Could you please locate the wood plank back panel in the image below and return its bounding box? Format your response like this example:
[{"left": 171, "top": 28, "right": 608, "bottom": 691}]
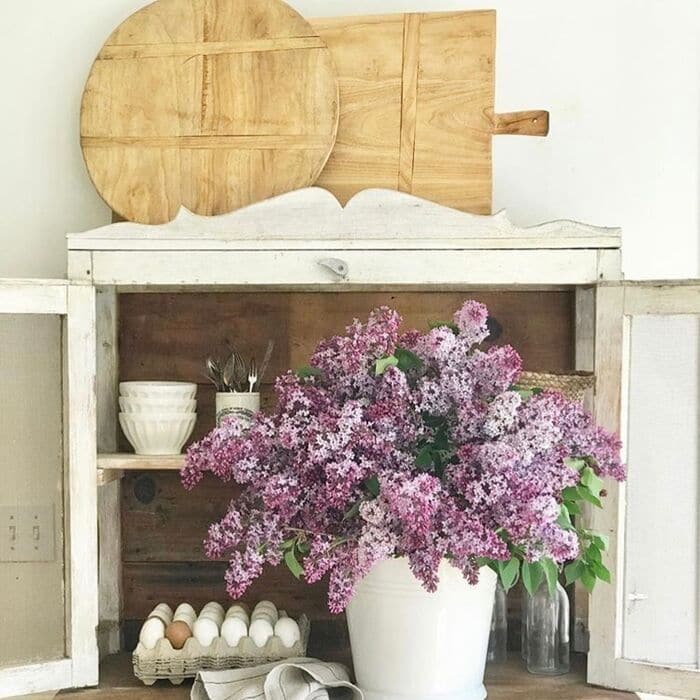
[{"left": 119, "top": 290, "right": 574, "bottom": 650}]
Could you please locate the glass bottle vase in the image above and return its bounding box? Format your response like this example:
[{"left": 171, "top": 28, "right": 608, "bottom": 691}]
[
  {"left": 524, "top": 581, "right": 570, "bottom": 675},
  {"left": 487, "top": 583, "right": 507, "bottom": 663}
]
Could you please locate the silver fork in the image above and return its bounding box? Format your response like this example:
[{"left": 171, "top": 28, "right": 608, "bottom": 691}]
[{"left": 248, "top": 357, "right": 258, "bottom": 393}]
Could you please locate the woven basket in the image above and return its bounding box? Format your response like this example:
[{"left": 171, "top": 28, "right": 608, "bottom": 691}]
[
  {"left": 517, "top": 371, "right": 594, "bottom": 404},
  {"left": 133, "top": 614, "right": 310, "bottom": 686}
]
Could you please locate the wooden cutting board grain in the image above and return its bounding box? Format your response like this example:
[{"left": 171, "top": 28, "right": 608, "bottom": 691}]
[
  {"left": 81, "top": 0, "right": 339, "bottom": 224},
  {"left": 310, "top": 11, "right": 548, "bottom": 214}
]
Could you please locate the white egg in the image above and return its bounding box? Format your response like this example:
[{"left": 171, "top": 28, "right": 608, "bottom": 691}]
[
  {"left": 173, "top": 609, "right": 195, "bottom": 629},
  {"left": 193, "top": 616, "right": 220, "bottom": 647},
  {"left": 199, "top": 608, "right": 224, "bottom": 625},
  {"left": 226, "top": 604, "right": 250, "bottom": 625},
  {"left": 201, "top": 601, "right": 225, "bottom": 617},
  {"left": 139, "top": 617, "right": 165, "bottom": 650},
  {"left": 174, "top": 603, "right": 196, "bottom": 619},
  {"left": 252, "top": 601, "right": 278, "bottom": 624},
  {"left": 148, "top": 603, "right": 173, "bottom": 624},
  {"left": 249, "top": 618, "right": 274, "bottom": 647},
  {"left": 274, "top": 617, "right": 301, "bottom": 648},
  {"left": 221, "top": 615, "right": 248, "bottom": 647}
]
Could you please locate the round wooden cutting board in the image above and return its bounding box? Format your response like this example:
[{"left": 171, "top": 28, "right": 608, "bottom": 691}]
[{"left": 80, "top": 0, "right": 339, "bottom": 224}]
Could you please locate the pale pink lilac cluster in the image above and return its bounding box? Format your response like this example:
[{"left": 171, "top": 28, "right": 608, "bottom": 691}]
[{"left": 182, "top": 301, "right": 624, "bottom": 613}]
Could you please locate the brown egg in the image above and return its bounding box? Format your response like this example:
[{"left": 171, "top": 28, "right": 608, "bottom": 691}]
[{"left": 165, "top": 620, "right": 192, "bottom": 649}]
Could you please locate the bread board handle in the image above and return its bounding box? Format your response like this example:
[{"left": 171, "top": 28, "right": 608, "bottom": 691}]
[{"left": 488, "top": 109, "right": 550, "bottom": 136}]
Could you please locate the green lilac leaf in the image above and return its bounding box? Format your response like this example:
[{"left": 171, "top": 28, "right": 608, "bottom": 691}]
[
  {"left": 415, "top": 445, "right": 433, "bottom": 470},
  {"left": 561, "top": 486, "right": 580, "bottom": 502},
  {"left": 557, "top": 504, "right": 573, "bottom": 530},
  {"left": 363, "top": 476, "right": 380, "bottom": 497},
  {"left": 296, "top": 365, "right": 323, "bottom": 379},
  {"left": 522, "top": 561, "right": 545, "bottom": 596},
  {"left": 591, "top": 534, "right": 609, "bottom": 551},
  {"left": 564, "top": 457, "right": 587, "bottom": 472},
  {"left": 577, "top": 485, "right": 603, "bottom": 508},
  {"left": 565, "top": 560, "right": 585, "bottom": 586},
  {"left": 394, "top": 346, "right": 423, "bottom": 372},
  {"left": 540, "top": 557, "right": 559, "bottom": 598},
  {"left": 564, "top": 499, "right": 581, "bottom": 515},
  {"left": 586, "top": 543, "right": 603, "bottom": 565},
  {"left": 497, "top": 558, "right": 520, "bottom": 592},
  {"left": 284, "top": 548, "right": 303, "bottom": 580},
  {"left": 375, "top": 355, "right": 399, "bottom": 376},
  {"left": 428, "top": 320, "right": 460, "bottom": 334},
  {"left": 581, "top": 566, "right": 597, "bottom": 593},
  {"left": 580, "top": 466, "right": 604, "bottom": 498},
  {"left": 590, "top": 560, "right": 611, "bottom": 583}
]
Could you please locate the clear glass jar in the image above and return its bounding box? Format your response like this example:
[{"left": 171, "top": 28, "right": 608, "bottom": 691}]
[
  {"left": 487, "top": 583, "right": 507, "bottom": 663},
  {"left": 525, "top": 581, "right": 570, "bottom": 675},
  {"left": 520, "top": 587, "right": 528, "bottom": 660}
]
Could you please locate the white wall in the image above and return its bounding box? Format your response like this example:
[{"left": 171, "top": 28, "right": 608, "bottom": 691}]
[{"left": 0, "top": 0, "right": 698, "bottom": 279}]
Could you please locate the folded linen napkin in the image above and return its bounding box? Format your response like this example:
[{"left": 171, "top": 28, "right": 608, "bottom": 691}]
[{"left": 191, "top": 657, "right": 364, "bottom": 700}]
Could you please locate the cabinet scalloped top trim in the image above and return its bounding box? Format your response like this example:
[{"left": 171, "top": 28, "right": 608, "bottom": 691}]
[{"left": 67, "top": 187, "right": 621, "bottom": 251}]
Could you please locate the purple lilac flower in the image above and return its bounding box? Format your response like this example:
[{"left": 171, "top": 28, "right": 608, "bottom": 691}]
[{"left": 182, "top": 300, "right": 625, "bottom": 612}]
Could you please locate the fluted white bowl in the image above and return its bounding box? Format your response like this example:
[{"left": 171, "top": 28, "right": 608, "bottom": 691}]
[
  {"left": 119, "top": 413, "right": 196, "bottom": 455},
  {"left": 119, "top": 381, "right": 197, "bottom": 400},
  {"left": 119, "top": 396, "right": 197, "bottom": 414}
]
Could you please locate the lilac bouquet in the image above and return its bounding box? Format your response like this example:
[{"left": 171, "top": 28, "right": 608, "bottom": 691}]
[{"left": 182, "top": 301, "right": 624, "bottom": 612}]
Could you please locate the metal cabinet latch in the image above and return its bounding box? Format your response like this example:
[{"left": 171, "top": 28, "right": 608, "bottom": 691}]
[{"left": 317, "top": 258, "right": 349, "bottom": 280}]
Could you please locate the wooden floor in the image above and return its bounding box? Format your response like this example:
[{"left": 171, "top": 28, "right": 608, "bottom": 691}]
[{"left": 10, "top": 653, "right": 635, "bottom": 700}]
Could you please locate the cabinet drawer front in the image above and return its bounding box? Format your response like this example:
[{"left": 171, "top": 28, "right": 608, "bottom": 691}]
[{"left": 89, "top": 249, "right": 599, "bottom": 287}]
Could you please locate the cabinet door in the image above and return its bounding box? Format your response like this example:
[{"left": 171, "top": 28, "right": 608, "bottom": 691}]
[
  {"left": 0, "top": 280, "right": 97, "bottom": 697},
  {"left": 589, "top": 281, "right": 700, "bottom": 698}
]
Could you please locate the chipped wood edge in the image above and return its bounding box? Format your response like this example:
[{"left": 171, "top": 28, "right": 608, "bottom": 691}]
[
  {"left": 67, "top": 188, "right": 621, "bottom": 250},
  {"left": 66, "top": 284, "right": 99, "bottom": 686},
  {"left": 587, "top": 284, "right": 625, "bottom": 688}
]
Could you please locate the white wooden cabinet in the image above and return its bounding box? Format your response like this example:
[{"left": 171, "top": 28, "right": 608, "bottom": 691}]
[
  {"left": 0, "top": 280, "right": 98, "bottom": 697},
  {"left": 588, "top": 282, "right": 700, "bottom": 698},
  {"left": 2, "top": 188, "right": 698, "bottom": 697}
]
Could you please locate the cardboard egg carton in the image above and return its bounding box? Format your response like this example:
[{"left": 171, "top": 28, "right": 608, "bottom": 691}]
[{"left": 133, "top": 613, "right": 310, "bottom": 685}]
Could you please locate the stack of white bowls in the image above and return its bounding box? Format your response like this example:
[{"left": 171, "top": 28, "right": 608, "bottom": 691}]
[{"left": 119, "top": 381, "right": 197, "bottom": 455}]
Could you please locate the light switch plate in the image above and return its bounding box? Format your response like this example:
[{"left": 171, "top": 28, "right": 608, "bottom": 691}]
[{"left": 0, "top": 504, "right": 55, "bottom": 562}]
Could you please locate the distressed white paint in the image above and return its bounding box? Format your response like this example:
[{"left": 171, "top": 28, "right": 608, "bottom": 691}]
[
  {"left": 87, "top": 248, "right": 604, "bottom": 288},
  {"left": 0, "top": 279, "right": 67, "bottom": 314},
  {"left": 67, "top": 189, "right": 619, "bottom": 288},
  {"left": 65, "top": 284, "right": 99, "bottom": 687},
  {"left": 589, "top": 283, "right": 700, "bottom": 699},
  {"left": 0, "top": 659, "right": 72, "bottom": 699},
  {"left": 67, "top": 188, "right": 621, "bottom": 251},
  {"left": 0, "top": 281, "right": 98, "bottom": 695}
]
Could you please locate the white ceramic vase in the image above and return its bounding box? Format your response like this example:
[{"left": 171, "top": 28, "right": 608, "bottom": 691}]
[
  {"left": 346, "top": 558, "right": 497, "bottom": 700},
  {"left": 215, "top": 392, "right": 260, "bottom": 427}
]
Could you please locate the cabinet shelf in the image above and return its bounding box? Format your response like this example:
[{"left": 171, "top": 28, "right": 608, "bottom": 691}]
[{"left": 97, "top": 453, "right": 184, "bottom": 471}]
